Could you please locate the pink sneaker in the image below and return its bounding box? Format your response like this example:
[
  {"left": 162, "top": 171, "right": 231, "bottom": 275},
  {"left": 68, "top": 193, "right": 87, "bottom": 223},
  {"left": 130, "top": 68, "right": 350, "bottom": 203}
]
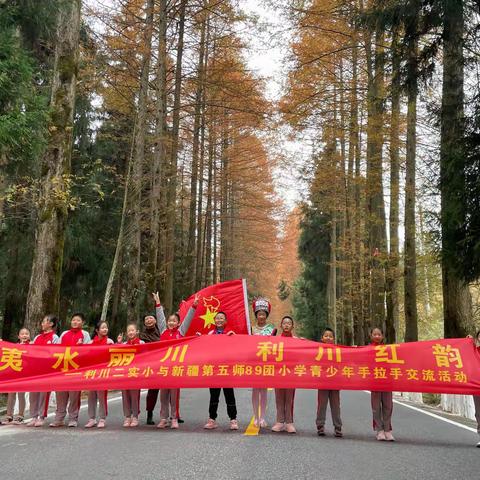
[
  {"left": 259, "top": 418, "right": 268, "bottom": 428},
  {"left": 203, "top": 418, "right": 218, "bottom": 429},
  {"left": 230, "top": 419, "right": 239, "bottom": 430},
  {"left": 97, "top": 419, "right": 106, "bottom": 429},
  {"left": 271, "top": 422, "right": 284, "bottom": 432},
  {"left": 130, "top": 417, "right": 139, "bottom": 427},
  {"left": 285, "top": 423, "right": 296, "bottom": 434},
  {"left": 157, "top": 419, "right": 168, "bottom": 429},
  {"left": 171, "top": 419, "right": 179, "bottom": 429},
  {"left": 376, "top": 430, "right": 386, "bottom": 441},
  {"left": 84, "top": 418, "right": 97, "bottom": 428},
  {"left": 49, "top": 420, "right": 65, "bottom": 428},
  {"left": 123, "top": 417, "right": 131, "bottom": 428},
  {"left": 34, "top": 418, "right": 45, "bottom": 427},
  {"left": 384, "top": 431, "right": 395, "bottom": 441}
]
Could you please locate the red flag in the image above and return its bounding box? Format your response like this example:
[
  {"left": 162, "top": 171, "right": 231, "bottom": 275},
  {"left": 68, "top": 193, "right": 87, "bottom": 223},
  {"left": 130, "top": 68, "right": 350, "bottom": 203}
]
[{"left": 178, "top": 279, "right": 251, "bottom": 335}]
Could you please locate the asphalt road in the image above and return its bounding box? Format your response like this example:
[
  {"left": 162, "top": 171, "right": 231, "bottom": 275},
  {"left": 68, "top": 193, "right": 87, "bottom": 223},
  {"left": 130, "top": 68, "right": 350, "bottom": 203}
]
[{"left": 0, "top": 389, "right": 478, "bottom": 480}]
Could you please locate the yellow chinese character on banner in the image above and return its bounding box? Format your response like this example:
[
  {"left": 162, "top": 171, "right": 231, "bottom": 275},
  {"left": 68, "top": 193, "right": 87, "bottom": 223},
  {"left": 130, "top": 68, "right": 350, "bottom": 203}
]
[
  {"left": 278, "top": 365, "right": 291, "bottom": 376},
  {"left": 233, "top": 364, "right": 245, "bottom": 376},
  {"left": 373, "top": 367, "right": 387, "bottom": 379},
  {"left": 342, "top": 366, "right": 355, "bottom": 378},
  {"left": 256, "top": 342, "right": 284, "bottom": 362},
  {"left": 128, "top": 367, "right": 140, "bottom": 378},
  {"left": 263, "top": 365, "right": 275, "bottom": 376},
  {"left": 52, "top": 347, "right": 80, "bottom": 372},
  {"left": 406, "top": 369, "right": 419, "bottom": 380},
  {"left": 217, "top": 365, "right": 229, "bottom": 376},
  {"left": 432, "top": 344, "right": 463, "bottom": 369},
  {"left": 315, "top": 346, "right": 342, "bottom": 363},
  {"left": 157, "top": 366, "right": 169, "bottom": 376},
  {"left": 326, "top": 366, "right": 338, "bottom": 377},
  {"left": 160, "top": 345, "right": 189, "bottom": 363},
  {"left": 0, "top": 347, "right": 26, "bottom": 372},
  {"left": 438, "top": 370, "right": 451, "bottom": 382},
  {"left": 84, "top": 370, "right": 96, "bottom": 380},
  {"left": 108, "top": 348, "right": 136, "bottom": 367},
  {"left": 202, "top": 365, "right": 214, "bottom": 376},
  {"left": 142, "top": 366, "right": 154, "bottom": 378},
  {"left": 172, "top": 366, "right": 184, "bottom": 377},
  {"left": 187, "top": 365, "right": 199, "bottom": 377},
  {"left": 310, "top": 365, "right": 322, "bottom": 377},
  {"left": 358, "top": 366, "right": 371, "bottom": 378},
  {"left": 422, "top": 370, "right": 435, "bottom": 382},
  {"left": 454, "top": 371, "right": 467, "bottom": 383},
  {"left": 294, "top": 364, "right": 307, "bottom": 376},
  {"left": 390, "top": 368, "right": 403, "bottom": 380},
  {"left": 374, "top": 345, "right": 405, "bottom": 364}
]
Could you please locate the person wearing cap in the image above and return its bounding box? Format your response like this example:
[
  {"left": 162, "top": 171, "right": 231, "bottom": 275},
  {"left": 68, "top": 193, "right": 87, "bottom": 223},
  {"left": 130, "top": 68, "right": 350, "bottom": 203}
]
[{"left": 251, "top": 297, "right": 276, "bottom": 428}]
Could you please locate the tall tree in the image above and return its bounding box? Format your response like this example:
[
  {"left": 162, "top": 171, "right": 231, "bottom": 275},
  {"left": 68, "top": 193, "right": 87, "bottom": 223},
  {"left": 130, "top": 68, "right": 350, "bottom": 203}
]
[
  {"left": 440, "top": 0, "right": 473, "bottom": 338},
  {"left": 25, "top": 0, "right": 82, "bottom": 330}
]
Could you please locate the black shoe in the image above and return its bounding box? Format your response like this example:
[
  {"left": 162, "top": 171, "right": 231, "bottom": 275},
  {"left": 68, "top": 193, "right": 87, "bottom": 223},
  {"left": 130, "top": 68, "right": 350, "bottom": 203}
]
[
  {"left": 146, "top": 411, "right": 154, "bottom": 425},
  {"left": 178, "top": 418, "right": 185, "bottom": 424}
]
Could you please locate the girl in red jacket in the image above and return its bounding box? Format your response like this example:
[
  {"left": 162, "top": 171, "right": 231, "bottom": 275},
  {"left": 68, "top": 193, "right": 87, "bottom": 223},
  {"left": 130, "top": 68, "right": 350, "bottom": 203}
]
[
  {"left": 27, "top": 314, "right": 60, "bottom": 427},
  {"left": 272, "top": 316, "right": 297, "bottom": 433},
  {"left": 118, "top": 323, "right": 144, "bottom": 427},
  {"left": 1, "top": 328, "right": 31, "bottom": 425},
  {"left": 85, "top": 321, "right": 114, "bottom": 429},
  {"left": 156, "top": 294, "right": 199, "bottom": 429}
]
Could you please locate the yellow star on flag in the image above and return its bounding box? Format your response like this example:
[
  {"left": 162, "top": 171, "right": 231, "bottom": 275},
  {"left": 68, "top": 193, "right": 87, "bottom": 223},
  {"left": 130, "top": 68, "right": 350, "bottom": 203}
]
[{"left": 200, "top": 306, "right": 217, "bottom": 329}]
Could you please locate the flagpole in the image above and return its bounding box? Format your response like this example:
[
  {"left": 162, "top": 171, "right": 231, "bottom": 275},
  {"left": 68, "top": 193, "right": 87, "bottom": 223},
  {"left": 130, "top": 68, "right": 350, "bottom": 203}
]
[{"left": 242, "top": 278, "right": 251, "bottom": 334}]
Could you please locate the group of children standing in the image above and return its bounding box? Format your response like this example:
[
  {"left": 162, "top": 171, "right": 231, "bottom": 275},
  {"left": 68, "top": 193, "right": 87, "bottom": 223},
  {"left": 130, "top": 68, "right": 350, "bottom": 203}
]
[{"left": 1, "top": 296, "right": 479, "bottom": 447}]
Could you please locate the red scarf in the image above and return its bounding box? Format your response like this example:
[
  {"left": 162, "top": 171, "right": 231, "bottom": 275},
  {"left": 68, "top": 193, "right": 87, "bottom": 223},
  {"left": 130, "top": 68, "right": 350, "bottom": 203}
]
[
  {"left": 160, "top": 327, "right": 182, "bottom": 341},
  {"left": 61, "top": 328, "right": 85, "bottom": 346},
  {"left": 33, "top": 331, "right": 56, "bottom": 345},
  {"left": 92, "top": 335, "right": 109, "bottom": 345},
  {"left": 126, "top": 337, "right": 141, "bottom": 345}
]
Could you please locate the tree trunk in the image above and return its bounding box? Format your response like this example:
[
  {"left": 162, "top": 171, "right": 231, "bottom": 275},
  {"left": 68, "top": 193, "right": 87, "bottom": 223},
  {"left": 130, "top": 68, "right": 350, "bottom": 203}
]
[
  {"left": 365, "top": 20, "right": 387, "bottom": 329},
  {"left": 25, "top": 1, "right": 81, "bottom": 330},
  {"left": 126, "top": 0, "right": 154, "bottom": 321},
  {"left": 385, "top": 28, "right": 400, "bottom": 343},
  {"left": 440, "top": 0, "right": 473, "bottom": 338},
  {"left": 147, "top": 0, "right": 168, "bottom": 298},
  {"left": 164, "top": 0, "right": 187, "bottom": 312},
  {"left": 187, "top": 9, "right": 207, "bottom": 291},
  {"left": 404, "top": 17, "right": 419, "bottom": 342}
]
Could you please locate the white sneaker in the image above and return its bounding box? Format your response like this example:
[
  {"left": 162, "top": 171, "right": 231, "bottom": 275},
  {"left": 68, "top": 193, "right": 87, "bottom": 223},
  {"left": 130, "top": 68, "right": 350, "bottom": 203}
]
[
  {"left": 476, "top": 440, "right": 480, "bottom": 448},
  {"left": 68, "top": 420, "right": 78, "bottom": 428},
  {"left": 204, "top": 418, "right": 218, "bottom": 429},
  {"left": 49, "top": 420, "right": 65, "bottom": 428},
  {"left": 376, "top": 430, "right": 386, "bottom": 441},
  {"left": 26, "top": 419, "right": 37, "bottom": 427},
  {"left": 84, "top": 419, "right": 97, "bottom": 428},
  {"left": 384, "top": 430, "right": 395, "bottom": 441},
  {"left": 230, "top": 419, "right": 239, "bottom": 430}
]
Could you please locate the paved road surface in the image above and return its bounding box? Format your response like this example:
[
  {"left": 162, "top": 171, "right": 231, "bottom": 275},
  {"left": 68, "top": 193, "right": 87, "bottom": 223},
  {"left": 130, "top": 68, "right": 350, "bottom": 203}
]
[{"left": 0, "top": 389, "right": 478, "bottom": 479}]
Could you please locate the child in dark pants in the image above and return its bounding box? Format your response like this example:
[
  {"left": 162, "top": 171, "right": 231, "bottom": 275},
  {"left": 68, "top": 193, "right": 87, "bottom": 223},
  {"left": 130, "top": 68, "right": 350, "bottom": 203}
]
[
  {"left": 370, "top": 327, "right": 394, "bottom": 442},
  {"left": 204, "top": 312, "right": 238, "bottom": 431},
  {"left": 316, "top": 327, "right": 343, "bottom": 437}
]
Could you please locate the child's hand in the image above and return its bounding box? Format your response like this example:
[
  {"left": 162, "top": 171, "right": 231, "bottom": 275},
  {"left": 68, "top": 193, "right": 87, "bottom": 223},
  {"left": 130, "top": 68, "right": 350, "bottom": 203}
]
[
  {"left": 117, "top": 333, "right": 124, "bottom": 343},
  {"left": 152, "top": 292, "right": 161, "bottom": 305},
  {"left": 226, "top": 330, "right": 235, "bottom": 336},
  {"left": 195, "top": 332, "right": 202, "bottom": 336},
  {"left": 466, "top": 335, "right": 473, "bottom": 339},
  {"left": 192, "top": 294, "right": 200, "bottom": 308}
]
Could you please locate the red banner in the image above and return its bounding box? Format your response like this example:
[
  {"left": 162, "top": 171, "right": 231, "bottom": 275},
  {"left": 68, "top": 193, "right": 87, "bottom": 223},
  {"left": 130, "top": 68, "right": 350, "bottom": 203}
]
[
  {"left": 178, "top": 278, "right": 251, "bottom": 335},
  {"left": 1, "top": 337, "right": 479, "bottom": 394}
]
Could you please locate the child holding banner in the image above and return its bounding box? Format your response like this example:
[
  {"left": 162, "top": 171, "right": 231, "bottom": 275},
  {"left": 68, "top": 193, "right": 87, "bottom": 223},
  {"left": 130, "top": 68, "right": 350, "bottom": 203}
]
[
  {"left": 316, "top": 327, "right": 343, "bottom": 437},
  {"left": 142, "top": 293, "right": 163, "bottom": 425},
  {"left": 156, "top": 294, "right": 199, "bottom": 429},
  {"left": 84, "top": 321, "right": 114, "bottom": 429},
  {"left": 204, "top": 311, "right": 239, "bottom": 430},
  {"left": 1, "top": 328, "right": 31, "bottom": 425},
  {"left": 50, "top": 313, "right": 91, "bottom": 428},
  {"left": 118, "top": 323, "right": 144, "bottom": 427},
  {"left": 27, "top": 314, "right": 60, "bottom": 427},
  {"left": 251, "top": 298, "right": 275, "bottom": 428},
  {"left": 370, "top": 327, "right": 394, "bottom": 442},
  {"left": 272, "top": 316, "right": 297, "bottom": 433}
]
